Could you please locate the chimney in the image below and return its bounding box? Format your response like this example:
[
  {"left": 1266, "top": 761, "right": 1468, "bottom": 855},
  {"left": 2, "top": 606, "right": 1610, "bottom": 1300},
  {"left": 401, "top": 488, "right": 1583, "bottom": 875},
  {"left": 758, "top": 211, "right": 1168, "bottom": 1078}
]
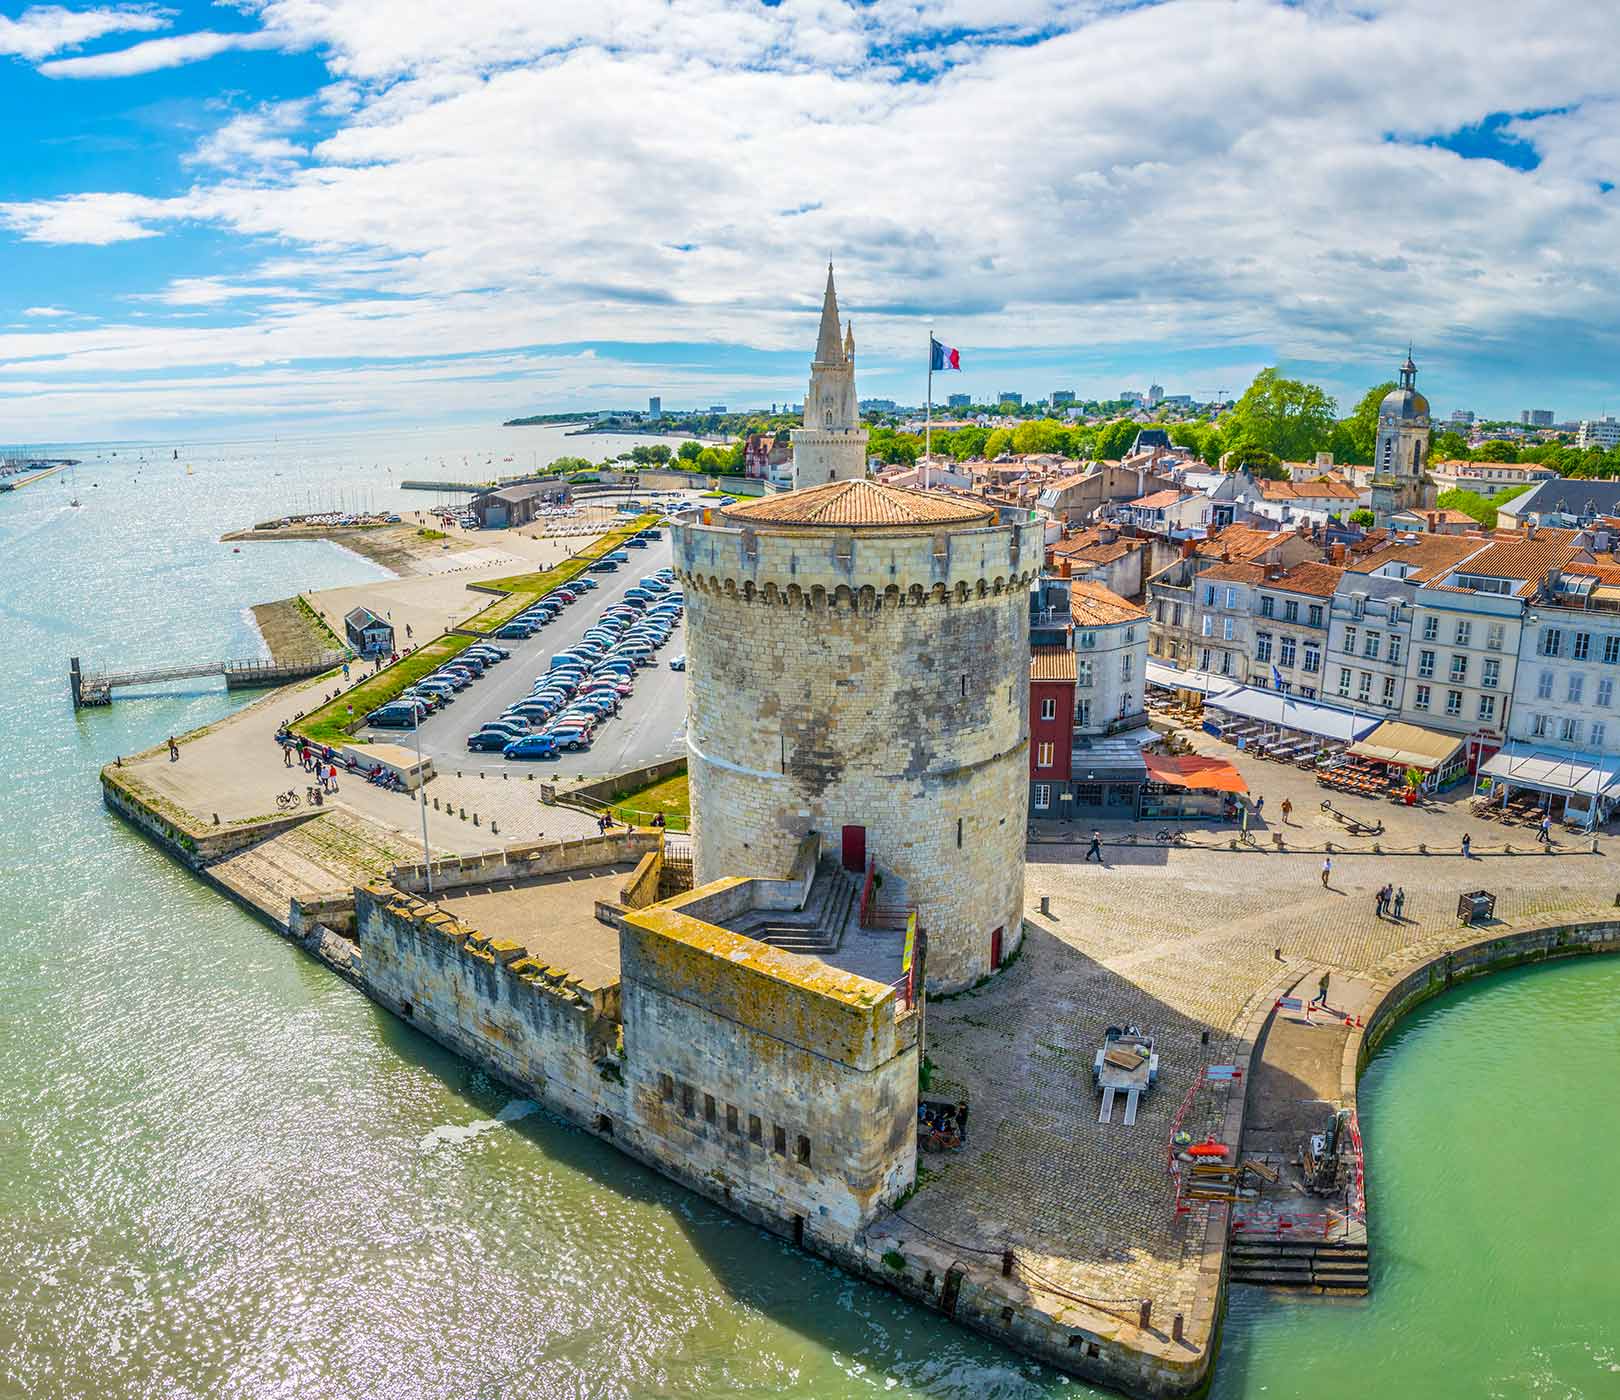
[
  {"left": 1059, "top": 558, "right": 1072, "bottom": 579},
  {"left": 1181, "top": 537, "right": 1197, "bottom": 558},
  {"left": 1426, "top": 511, "right": 1437, "bottom": 532},
  {"left": 1266, "top": 562, "right": 1283, "bottom": 581},
  {"left": 1332, "top": 541, "right": 1346, "bottom": 564},
  {"left": 1098, "top": 523, "right": 1118, "bottom": 545}
]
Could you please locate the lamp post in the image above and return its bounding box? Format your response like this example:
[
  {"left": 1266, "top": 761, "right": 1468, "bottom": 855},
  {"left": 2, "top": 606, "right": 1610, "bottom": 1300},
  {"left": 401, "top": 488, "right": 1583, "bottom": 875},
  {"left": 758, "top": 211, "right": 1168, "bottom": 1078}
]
[{"left": 413, "top": 702, "right": 433, "bottom": 894}]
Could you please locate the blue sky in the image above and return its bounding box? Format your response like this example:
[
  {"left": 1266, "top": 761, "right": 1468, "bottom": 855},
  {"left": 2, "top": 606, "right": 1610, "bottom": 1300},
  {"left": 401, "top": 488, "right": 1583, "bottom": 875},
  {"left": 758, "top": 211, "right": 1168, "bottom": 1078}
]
[{"left": 4, "top": 0, "right": 1620, "bottom": 441}]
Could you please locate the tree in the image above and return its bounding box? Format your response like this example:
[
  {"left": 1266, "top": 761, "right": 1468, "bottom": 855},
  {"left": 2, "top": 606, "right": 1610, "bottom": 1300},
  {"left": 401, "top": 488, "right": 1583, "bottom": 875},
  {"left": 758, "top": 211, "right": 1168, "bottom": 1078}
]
[
  {"left": 1224, "top": 368, "right": 1337, "bottom": 463},
  {"left": 696, "top": 446, "right": 727, "bottom": 473},
  {"left": 1228, "top": 446, "right": 1287, "bottom": 479},
  {"left": 1339, "top": 382, "right": 1396, "bottom": 465},
  {"left": 1094, "top": 418, "right": 1140, "bottom": 460},
  {"left": 545, "top": 455, "right": 593, "bottom": 475},
  {"left": 1437, "top": 484, "right": 1533, "bottom": 527},
  {"left": 1471, "top": 438, "right": 1518, "bottom": 463},
  {"left": 983, "top": 428, "right": 1015, "bottom": 459},
  {"left": 947, "top": 425, "right": 988, "bottom": 461},
  {"left": 1011, "top": 418, "right": 1065, "bottom": 456},
  {"left": 677, "top": 440, "right": 703, "bottom": 462},
  {"left": 1429, "top": 429, "right": 1469, "bottom": 462},
  {"left": 1349, "top": 508, "right": 1375, "bottom": 527}
]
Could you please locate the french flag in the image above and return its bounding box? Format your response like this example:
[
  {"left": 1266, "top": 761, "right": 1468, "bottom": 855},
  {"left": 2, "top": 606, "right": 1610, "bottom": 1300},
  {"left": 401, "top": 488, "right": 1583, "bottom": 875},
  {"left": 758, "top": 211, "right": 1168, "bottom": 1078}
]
[{"left": 930, "top": 337, "right": 961, "bottom": 371}]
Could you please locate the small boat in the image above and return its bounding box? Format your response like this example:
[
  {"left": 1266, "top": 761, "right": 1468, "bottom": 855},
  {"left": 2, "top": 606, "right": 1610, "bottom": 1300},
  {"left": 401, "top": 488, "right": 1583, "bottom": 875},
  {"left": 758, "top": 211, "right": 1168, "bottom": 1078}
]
[{"left": 70, "top": 497, "right": 81, "bottom": 507}]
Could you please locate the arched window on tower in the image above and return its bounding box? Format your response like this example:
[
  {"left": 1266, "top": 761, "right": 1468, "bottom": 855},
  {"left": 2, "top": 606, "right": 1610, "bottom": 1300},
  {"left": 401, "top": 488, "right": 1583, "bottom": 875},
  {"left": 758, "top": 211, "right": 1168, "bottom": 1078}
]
[{"left": 824, "top": 407, "right": 833, "bottom": 429}]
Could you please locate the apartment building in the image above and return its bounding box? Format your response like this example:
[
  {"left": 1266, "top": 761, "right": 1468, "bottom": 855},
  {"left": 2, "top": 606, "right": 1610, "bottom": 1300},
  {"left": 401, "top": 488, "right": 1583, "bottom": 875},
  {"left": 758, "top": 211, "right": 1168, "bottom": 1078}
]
[
  {"left": 1248, "top": 562, "right": 1343, "bottom": 697},
  {"left": 1070, "top": 581, "right": 1149, "bottom": 733},
  {"left": 1402, "top": 535, "right": 1580, "bottom": 751}
]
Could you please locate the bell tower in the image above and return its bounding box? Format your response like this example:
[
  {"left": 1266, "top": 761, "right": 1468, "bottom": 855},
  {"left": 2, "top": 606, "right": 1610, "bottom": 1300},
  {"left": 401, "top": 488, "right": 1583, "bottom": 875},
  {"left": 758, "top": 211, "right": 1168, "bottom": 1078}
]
[{"left": 792, "top": 265, "right": 868, "bottom": 489}]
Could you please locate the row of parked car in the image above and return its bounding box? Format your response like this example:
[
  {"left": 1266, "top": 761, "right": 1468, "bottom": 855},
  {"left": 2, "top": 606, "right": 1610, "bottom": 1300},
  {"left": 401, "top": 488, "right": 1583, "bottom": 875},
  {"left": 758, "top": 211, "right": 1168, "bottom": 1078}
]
[
  {"left": 363, "top": 639, "right": 516, "bottom": 729},
  {"left": 467, "top": 567, "right": 685, "bottom": 760}
]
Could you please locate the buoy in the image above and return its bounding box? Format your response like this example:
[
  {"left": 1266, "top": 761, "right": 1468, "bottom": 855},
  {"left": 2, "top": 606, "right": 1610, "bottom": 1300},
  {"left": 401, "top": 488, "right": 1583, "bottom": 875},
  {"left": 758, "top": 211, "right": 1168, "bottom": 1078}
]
[{"left": 1187, "top": 1140, "right": 1229, "bottom": 1159}]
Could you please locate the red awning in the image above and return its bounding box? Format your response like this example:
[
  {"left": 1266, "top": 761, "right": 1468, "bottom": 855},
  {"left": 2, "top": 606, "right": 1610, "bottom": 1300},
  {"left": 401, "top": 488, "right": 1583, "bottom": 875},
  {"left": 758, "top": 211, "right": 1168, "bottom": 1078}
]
[{"left": 1142, "top": 753, "right": 1249, "bottom": 794}]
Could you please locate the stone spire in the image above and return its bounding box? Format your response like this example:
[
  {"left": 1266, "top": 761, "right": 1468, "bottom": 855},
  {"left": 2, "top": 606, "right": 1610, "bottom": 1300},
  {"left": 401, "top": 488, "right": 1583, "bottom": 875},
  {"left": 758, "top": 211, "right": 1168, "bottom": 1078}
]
[
  {"left": 815, "top": 263, "right": 845, "bottom": 365},
  {"left": 844, "top": 320, "right": 854, "bottom": 360}
]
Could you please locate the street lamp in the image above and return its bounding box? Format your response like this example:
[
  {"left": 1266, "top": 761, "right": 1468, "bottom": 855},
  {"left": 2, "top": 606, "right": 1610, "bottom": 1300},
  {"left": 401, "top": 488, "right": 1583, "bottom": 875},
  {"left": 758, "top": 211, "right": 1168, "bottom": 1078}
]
[{"left": 413, "top": 702, "right": 433, "bottom": 895}]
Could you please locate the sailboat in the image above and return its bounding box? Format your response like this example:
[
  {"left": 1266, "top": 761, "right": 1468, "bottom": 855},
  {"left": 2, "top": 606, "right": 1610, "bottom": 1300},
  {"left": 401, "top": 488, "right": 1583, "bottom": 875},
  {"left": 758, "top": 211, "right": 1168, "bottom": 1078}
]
[{"left": 186, "top": 464, "right": 194, "bottom": 476}]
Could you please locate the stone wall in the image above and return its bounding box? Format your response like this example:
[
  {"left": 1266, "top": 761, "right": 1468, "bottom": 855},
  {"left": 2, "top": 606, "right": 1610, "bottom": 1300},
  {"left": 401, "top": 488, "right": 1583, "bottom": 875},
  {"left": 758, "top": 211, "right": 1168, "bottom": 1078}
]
[
  {"left": 620, "top": 884, "right": 919, "bottom": 1239},
  {"left": 674, "top": 521, "right": 1038, "bottom": 990},
  {"left": 101, "top": 768, "right": 318, "bottom": 867},
  {"left": 557, "top": 758, "right": 687, "bottom": 811},
  {"left": 390, "top": 829, "right": 659, "bottom": 894},
  {"left": 356, "top": 885, "right": 624, "bottom": 1125}
]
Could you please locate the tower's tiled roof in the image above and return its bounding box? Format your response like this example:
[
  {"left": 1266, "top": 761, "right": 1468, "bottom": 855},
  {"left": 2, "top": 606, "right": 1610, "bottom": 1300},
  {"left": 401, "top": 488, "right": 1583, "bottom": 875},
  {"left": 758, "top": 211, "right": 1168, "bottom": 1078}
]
[{"left": 722, "top": 479, "right": 995, "bottom": 529}]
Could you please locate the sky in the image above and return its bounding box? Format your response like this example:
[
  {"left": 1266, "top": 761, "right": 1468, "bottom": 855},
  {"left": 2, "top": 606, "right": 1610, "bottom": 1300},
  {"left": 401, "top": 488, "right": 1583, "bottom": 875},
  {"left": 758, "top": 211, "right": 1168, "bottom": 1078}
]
[{"left": 3, "top": 0, "right": 1620, "bottom": 442}]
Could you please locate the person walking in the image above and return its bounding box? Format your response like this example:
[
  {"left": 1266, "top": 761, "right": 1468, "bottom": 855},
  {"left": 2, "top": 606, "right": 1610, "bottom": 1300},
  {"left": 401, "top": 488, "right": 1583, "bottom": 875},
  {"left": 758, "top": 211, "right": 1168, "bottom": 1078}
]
[
  {"left": 1316, "top": 970, "right": 1331, "bottom": 1008},
  {"left": 1280, "top": 797, "right": 1292, "bottom": 825},
  {"left": 1321, "top": 855, "right": 1332, "bottom": 887},
  {"left": 1085, "top": 830, "right": 1103, "bottom": 863},
  {"left": 1461, "top": 832, "right": 1472, "bottom": 858},
  {"left": 1253, "top": 796, "right": 1264, "bottom": 819},
  {"left": 1392, "top": 886, "right": 1406, "bottom": 921},
  {"left": 328, "top": 762, "right": 339, "bottom": 793},
  {"left": 1374, "top": 884, "right": 1388, "bottom": 919},
  {"left": 1537, "top": 812, "right": 1552, "bottom": 845},
  {"left": 283, "top": 744, "right": 293, "bottom": 769},
  {"left": 167, "top": 736, "right": 179, "bottom": 762}
]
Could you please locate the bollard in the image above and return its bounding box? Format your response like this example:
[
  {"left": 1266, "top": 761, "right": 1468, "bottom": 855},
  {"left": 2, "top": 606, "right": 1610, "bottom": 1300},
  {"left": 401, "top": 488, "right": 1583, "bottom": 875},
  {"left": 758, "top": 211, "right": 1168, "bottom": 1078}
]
[
  {"left": 1139, "top": 1299, "right": 1152, "bottom": 1330},
  {"left": 1001, "top": 1248, "right": 1015, "bottom": 1278},
  {"left": 492, "top": 821, "right": 498, "bottom": 834},
  {"left": 1418, "top": 842, "right": 1427, "bottom": 854},
  {"left": 1372, "top": 842, "right": 1382, "bottom": 853},
  {"left": 480, "top": 771, "right": 484, "bottom": 780},
  {"left": 433, "top": 797, "right": 440, "bottom": 810},
  {"left": 213, "top": 813, "right": 220, "bottom": 825},
  {"left": 503, "top": 772, "right": 508, "bottom": 780},
  {"left": 472, "top": 813, "right": 479, "bottom": 826},
  {"left": 1200, "top": 1029, "right": 1209, "bottom": 1045},
  {"left": 1172, "top": 1313, "right": 1185, "bottom": 1343},
  {"left": 1039, "top": 895, "right": 1051, "bottom": 917},
  {"left": 1272, "top": 831, "right": 1283, "bottom": 848},
  {"left": 459, "top": 807, "right": 466, "bottom": 820}
]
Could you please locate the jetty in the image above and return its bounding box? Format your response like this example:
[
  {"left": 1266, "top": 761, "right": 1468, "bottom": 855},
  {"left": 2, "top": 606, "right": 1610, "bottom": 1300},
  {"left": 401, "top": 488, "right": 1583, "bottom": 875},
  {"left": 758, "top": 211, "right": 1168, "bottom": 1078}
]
[{"left": 70, "top": 652, "right": 345, "bottom": 709}]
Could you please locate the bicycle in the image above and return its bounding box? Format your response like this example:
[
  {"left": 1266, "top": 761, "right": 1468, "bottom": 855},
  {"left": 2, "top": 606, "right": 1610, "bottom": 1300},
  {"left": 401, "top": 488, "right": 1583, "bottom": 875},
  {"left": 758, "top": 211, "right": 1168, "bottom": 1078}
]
[
  {"left": 1155, "top": 828, "right": 1188, "bottom": 845},
  {"left": 275, "top": 790, "right": 301, "bottom": 811}
]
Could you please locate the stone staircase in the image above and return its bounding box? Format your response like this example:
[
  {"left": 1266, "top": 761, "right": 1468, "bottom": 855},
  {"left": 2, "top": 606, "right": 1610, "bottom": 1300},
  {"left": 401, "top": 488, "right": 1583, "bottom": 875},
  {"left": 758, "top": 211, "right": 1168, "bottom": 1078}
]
[
  {"left": 1227, "top": 1237, "right": 1370, "bottom": 1293},
  {"left": 734, "top": 856, "right": 858, "bottom": 956}
]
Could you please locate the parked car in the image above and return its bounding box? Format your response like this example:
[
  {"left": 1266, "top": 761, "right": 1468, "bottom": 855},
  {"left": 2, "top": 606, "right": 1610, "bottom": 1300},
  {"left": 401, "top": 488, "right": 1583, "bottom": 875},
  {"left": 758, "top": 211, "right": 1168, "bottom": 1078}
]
[
  {"left": 669, "top": 655, "right": 686, "bottom": 671},
  {"left": 589, "top": 560, "right": 618, "bottom": 573},
  {"left": 503, "top": 734, "right": 560, "bottom": 761},
  {"left": 468, "top": 730, "right": 516, "bottom": 751},
  {"left": 625, "top": 536, "right": 650, "bottom": 549},
  {"left": 495, "top": 622, "right": 534, "bottom": 639},
  {"left": 367, "top": 703, "right": 423, "bottom": 727},
  {"left": 546, "top": 726, "right": 592, "bottom": 751}
]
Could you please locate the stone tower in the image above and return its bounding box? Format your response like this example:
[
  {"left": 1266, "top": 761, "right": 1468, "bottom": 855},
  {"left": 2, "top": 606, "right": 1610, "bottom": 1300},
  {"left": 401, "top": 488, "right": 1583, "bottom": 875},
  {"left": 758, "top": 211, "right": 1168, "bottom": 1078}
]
[
  {"left": 792, "top": 265, "right": 868, "bottom": 489},
  {"left": 1370, "top": 351, "right": 1436, "bottom": 522},
  {"left": 672, "top": 478, "right": 1040, "bottom": 992}
]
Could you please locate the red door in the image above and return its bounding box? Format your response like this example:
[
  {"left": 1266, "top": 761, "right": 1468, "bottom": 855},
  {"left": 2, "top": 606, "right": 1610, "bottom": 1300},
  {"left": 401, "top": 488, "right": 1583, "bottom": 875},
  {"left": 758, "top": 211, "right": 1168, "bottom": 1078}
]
[
  {"left": 841, "top": 824, "right": 866, "bottom": 872},
  {"left": 990, "top": 926, "right": 1004, "bottom": 969}
]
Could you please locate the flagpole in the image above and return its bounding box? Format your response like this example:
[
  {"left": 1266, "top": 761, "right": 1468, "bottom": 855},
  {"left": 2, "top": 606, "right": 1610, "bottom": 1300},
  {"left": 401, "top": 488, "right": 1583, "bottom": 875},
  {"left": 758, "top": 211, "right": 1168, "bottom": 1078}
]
[{"left": 925, "top": 330, "right": 933, "bottom": 466}]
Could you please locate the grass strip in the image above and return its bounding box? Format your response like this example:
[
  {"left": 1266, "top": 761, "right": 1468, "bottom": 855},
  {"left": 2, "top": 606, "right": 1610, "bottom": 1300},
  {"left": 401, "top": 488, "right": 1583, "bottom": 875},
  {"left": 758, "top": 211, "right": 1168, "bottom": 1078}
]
[
  {"left": 460, "top": 514, "right": 660, "bottom": 631},
  {"left": 295, "top": 594, "right": 345, "bottom": 651},
  {"left": 292, "top": 633, "right": 475, "bottom": 748},
  {"left": 609, "top": 770, "right": 690, "bottom": 830}
]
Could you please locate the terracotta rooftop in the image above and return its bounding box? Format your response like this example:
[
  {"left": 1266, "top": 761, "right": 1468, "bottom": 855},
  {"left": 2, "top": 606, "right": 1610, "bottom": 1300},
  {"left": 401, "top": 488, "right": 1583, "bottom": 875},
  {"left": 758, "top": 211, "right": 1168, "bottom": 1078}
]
[
  {"left": 1069, "top": 579, "right": 1148, "bottom": 626},
  {"left": 1429, "top": 535, "right": 1580, "bottom": 595},
  {"left": 1195, "top": 561, "right": 1267, "bottom": 586},
  {"left": 1128, "top": 489, "right": 1185, "bottom": 509},
  {"left": 1030, "top": 646, "right": 1078, "bottom": 682},
  {"left": 721, "top": 478, "right": 994, "bottom": 529},
  {"left": 1194, "top": 524, "right": 1291, "bottom": 563},
  {"left": 1260, "top": 561, "right": 1346, "bottom": 598},
  {"left": 1060, "top": 540, "right": 1136, "bottom": 567},
  {"left": 1343, "top": 533, "right": 1491, "bottom": 581},
  {"left": 1257, "top": 478, "right": 1359, "bottom": 502}
]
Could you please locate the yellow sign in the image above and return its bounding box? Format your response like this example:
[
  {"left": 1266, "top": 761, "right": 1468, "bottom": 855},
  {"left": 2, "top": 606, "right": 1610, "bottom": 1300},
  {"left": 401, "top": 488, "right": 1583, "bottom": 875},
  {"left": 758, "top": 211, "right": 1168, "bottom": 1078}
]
[{"left": 902, "top": 912, "right": 917, "bottom": 972}]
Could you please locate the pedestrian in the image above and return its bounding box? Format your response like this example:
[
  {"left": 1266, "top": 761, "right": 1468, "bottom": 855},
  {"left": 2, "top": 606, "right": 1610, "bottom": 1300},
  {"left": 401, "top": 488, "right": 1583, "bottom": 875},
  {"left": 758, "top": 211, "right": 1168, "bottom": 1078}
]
[
  {"left": 1085, "top": 830, "right": 1103, "bottom": 863},
  {"left": 1537, "top": 813, "right": 1552, "bottom": 845},
  {"left": 1374, "top": 885, "right": 1388, "bottom": 919},
  {"left": 167, "top": 735, "right": 179, "bottom": 762},
  {"left": 284, "top": 745, "right": 293, "bottom": 769},
  {"left": 1461, "top": 832, "right": 1472, "bottom": 858},
  {"left": 1317, "top": 970, "right": 1331, "bottom": 1008},
  {"left": 406, "top": 623, "right": 413, "bottom": 639},
  {"left": 1254, "top": 796, "right": 1264, "bottom": 818},
  {"left": 1321, "top": 855, "right": 1332, "bottom": 887},
  {"left": 1280, "top": 797, "right": 1292, "bottom": 825},
  {"left": 328, "top": 762, "right": 339, "bottom": 793},
  {"left": 1392, "top": 886, "right": 1406, "bottom": 921}
]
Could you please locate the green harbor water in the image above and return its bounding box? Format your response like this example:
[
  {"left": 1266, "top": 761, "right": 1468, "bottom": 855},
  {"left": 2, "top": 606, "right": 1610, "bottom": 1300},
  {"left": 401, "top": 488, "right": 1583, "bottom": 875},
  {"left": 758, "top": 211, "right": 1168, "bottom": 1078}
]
[{"left": 2, "top": 433, "right": 1617, "bottom": 1399}]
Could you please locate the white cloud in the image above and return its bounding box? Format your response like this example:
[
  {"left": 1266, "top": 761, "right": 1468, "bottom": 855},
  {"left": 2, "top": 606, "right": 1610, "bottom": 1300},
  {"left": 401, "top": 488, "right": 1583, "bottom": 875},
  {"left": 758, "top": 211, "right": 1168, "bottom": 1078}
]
[
  {"left": 37, "top": 25, "right": 284, "bottom": 77},
  {"left": 0, "top": 4, "right": 168, "bottom": 61},
  {"left": 21, "top": 305, "right": 73, "bottom": 318},
  {"left": 7, "top": 0, "right": 1620, "bottom": 433}
]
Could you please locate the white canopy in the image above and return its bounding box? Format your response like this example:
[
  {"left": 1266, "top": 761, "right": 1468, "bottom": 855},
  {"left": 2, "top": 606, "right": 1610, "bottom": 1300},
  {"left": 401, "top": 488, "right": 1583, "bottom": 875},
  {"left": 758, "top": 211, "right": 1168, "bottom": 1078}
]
[
  {"left": 1204, "top": 685, "right": 1381, "bottom": 743},
  {"left": 1480, "top": 742, "right": 1620, "bottom": 799},
  {"left": 1146, "top": 660, "right": 1228, "bottom": 695}
]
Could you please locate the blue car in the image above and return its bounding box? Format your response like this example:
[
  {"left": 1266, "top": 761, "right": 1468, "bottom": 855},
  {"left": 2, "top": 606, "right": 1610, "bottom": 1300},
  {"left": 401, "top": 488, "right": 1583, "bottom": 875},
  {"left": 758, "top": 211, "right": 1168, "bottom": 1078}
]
[
  {"left": 503, "top": 734, "right": 560, "bottom": 760},
  {"left": 495, "top": 622, "right": 534, "bottom": 639}
]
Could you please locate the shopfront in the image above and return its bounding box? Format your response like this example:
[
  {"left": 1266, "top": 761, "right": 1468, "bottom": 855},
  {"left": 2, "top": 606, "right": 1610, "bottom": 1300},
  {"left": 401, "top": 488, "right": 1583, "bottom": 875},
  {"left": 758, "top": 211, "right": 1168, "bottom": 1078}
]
[{"left": 1139, "top": 752, "right": 1248, "bottom": 822}]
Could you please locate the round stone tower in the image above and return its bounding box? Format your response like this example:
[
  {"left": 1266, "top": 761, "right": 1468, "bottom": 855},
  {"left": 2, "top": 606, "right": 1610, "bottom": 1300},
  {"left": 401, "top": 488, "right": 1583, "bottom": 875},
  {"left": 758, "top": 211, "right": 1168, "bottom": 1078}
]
[{"left": 672, "top": 478, "right": 1039, "bottom": 991}]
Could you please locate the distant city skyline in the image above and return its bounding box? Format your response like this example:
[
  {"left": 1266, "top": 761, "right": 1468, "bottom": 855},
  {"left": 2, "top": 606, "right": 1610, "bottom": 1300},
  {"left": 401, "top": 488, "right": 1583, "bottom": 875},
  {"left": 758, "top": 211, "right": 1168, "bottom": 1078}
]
[{"left": 5, "top": 0, "right": 1620, "bottom": 438}]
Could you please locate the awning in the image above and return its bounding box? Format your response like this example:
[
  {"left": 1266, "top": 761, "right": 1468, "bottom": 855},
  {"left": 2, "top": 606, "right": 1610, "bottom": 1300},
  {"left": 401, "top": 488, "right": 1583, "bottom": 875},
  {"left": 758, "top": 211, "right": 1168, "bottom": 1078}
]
[
  {"left": 1479, "top": 743, "right": 1620, "bottom": 799},
  {"left": 1146, "top": 660, "right": 1227, "bottom": 694},
  {"left": 1068, "top": 736, "right": 1150, "bottom": 783},
  {"left": 1204, "top": 686, "right": 1380, "bottom": 742},
  {"left": 1346, "top": 721, "right": 1466, "bottom": 773},
  {"left": 1142, "top": 753, "right": 1248, "bottom": 794}
]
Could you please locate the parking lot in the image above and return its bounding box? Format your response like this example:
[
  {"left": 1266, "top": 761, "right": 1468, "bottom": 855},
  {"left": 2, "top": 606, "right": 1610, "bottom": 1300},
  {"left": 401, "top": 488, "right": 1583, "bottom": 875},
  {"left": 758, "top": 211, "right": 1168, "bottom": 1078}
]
[{"left": 361, "top": 534, "right": 689, "bottom": 777}]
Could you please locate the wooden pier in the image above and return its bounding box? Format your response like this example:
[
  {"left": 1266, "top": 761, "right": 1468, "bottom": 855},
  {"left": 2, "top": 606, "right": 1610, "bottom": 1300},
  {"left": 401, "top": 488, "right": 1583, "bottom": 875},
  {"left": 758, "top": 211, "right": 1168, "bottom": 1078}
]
[{"left": 70, "top": 652, "right": 346, "bottom": 709}]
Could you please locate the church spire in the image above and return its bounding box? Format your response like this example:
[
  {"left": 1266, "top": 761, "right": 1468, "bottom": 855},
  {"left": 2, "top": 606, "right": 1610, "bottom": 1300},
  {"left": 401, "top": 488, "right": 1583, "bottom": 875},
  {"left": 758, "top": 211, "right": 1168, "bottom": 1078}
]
[
  {"left": 844, "top": 320, "right": 854, "bottom": 360},
  {"left": 815, "top": 263, "right": 845, "bottom": 365}
]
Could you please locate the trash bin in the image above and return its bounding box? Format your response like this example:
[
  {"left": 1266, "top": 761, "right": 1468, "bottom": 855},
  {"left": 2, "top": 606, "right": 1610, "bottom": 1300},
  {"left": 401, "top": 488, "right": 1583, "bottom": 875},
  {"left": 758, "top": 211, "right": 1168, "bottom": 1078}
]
[{"left": 1457, "top": 890, "right": 1495, "bottom": 924}]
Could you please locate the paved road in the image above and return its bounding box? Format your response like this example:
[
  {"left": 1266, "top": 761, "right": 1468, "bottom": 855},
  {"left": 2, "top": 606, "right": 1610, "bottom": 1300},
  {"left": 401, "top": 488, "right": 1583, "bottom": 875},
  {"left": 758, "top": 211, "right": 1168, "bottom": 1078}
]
[{"left": 368, "top": 535, "right": 689, "bottom": 778}]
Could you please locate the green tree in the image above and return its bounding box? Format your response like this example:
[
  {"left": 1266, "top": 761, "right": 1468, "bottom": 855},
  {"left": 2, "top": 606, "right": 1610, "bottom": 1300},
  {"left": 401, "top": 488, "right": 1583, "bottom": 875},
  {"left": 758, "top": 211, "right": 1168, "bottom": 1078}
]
[
  {"left": 1225, "top": 368, "right": 1337, "bottom": 462},
  {"left": 545, "top": 455, "right": 593, "bottom": 475},
  {"left": 1228, "top": 446, "right": 1287, "bottom": 479},
  {"left": 1339, "top": 382, "right": 1396, "bottom": 464},
  {"left": 1011, "top": 418, "right": 1065, "bottom": 455},
  {"left": 677, "top": 440, "right": 703, "bottom": 462},
  {"left": 1437, "top": 484, "right": 1533, "bottom": 527},
  {"left": 947, "top": 425, "right": 989, "bottom": 461},
  {"left": 696, "top": 446, "right": 727, "bottom": 473},
  {"left": 983, "top": 428, "right": 1015, "bottom": 459},
  {"left": 1429, "top": 429, "right": 1469, "bottom": 461},
  {"left": 1349, "top": 508, "right": 1376, "bottom": 527},
  {"left": 1094, "top": 419, "right": 1140, "bottom": 460},
  {"left": 1471, "top": 438, "right": 1518, "bottom": 462}
]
